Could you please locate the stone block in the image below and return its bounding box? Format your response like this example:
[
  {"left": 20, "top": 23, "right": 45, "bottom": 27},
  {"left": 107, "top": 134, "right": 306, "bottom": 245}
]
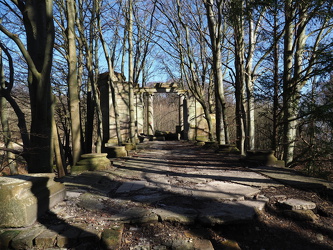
[
  {"left": 196, "top": 136, "right": 208, "bottom": 142},
  {"left": 123, "top": 143, "right": 136, "bottom": 151},
  {"left": 245, "top": 150, "right": 283, "bottom": 167},
  {"left": 0, "top": 174, "right": 66, "bottom": 228},
  {"left": 279, "top": 198, "right": 316, "bottom": 210},
  {"left": 56, "top": 227, "right": 80, "bottom": 248},
  {"left": 153, "top": 206, "right": 198, "bottom": 224},
  {"left": 198, "top": 200, "right": 265, "bottom": 226},
  {"left": 105, "top": 145, "right": 128, "bottom": 158},
  {"left": 107, "top": 139, "right": 119, "bottom": 146},
  {"left": 72, "top": 153, "right": 111, "bottom": 173},
  {"left": 101, "top": 224, "right": 124, "bottom": 249},
  {"left": 10, "top": 226, "right": 45, "bottom": 249},
  {"left": 0, "top": 230, "right": 20, "bottom": 249},
  {"left": 34, "top": 228, "right": 58, "bottom": 248}
]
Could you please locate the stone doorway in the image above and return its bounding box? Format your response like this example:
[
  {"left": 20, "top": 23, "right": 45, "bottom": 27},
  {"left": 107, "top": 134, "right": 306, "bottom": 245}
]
[
  {"left": 152, "top": 93, "right": 179, "bottom": 134},
  {"left": 98, "top": 77, "right": 211, "bottom": 146},
  {"left": 136, "top": 83, "right": 188, "bottom": 140}
]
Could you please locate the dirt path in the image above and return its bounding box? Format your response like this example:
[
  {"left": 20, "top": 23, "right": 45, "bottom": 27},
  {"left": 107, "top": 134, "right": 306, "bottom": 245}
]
[
  {"left": 22, "top": 141, "right": 333, "bottom": 249},
  {"left": 115, "top": 141, "right": 333, "bottom": 250}
]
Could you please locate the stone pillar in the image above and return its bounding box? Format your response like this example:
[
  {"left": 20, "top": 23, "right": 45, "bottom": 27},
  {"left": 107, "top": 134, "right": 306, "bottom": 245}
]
[
  {"left": 187, "top": 93, "right": 197, "bottom": 141},
  {"left": 178, "top": 94, "right": 185, "bottom": 131},
  {"left": 135, "top": 92, "right": 144, "bottom": 135},
  {"left": 98, "top": 78, "right": 110, "bottom": 148},
  {"left": 183, "top": 98, "right": 189, "bottom": 140},
  {"left": 147, "top": 93, "right": 154, "bottom": 136}
]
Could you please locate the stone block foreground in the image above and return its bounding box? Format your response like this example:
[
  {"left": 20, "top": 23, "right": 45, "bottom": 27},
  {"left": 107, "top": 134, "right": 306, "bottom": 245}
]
[{"left": 0, "top": 173, "right": 66, "bottom": 228}]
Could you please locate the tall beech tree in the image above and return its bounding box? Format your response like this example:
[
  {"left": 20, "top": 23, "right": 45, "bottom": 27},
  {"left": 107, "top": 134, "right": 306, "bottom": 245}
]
[
  {"left": 283, "top": 0, "right": 333, "bottom": 166},
  {"left": 203, "top": 0, "right": 230, "bottom": 145},
  {"left": 66, "top": 0, "right": 81, "bottom": 166},
  {"left": 127, "top": 0, "right": 137, "bottom": 144},
  {"left": 0, "top": 0, "right": 55, "bottom": 173}
]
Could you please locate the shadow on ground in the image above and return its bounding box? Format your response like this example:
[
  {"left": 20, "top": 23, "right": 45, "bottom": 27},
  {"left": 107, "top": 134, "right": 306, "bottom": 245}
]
[
  {"left": 48, "top": 141, "right": 333, "bottom": 249},
  {"left": 3, "top": 141, "right": 332, "bottom": 249}
]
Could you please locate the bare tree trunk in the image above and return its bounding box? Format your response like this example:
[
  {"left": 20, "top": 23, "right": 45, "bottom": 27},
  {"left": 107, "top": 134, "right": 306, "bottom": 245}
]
[
  {"left": 232, "top": 0, "right": 246, "bottom": 156},
  {"left": 0, "top": 100, "right": 17, "bottom": 174},
  {"left": 121, "top": 27, "right": 127, "bottom": 76},
  {"left": 93, "top": 26, "right": 103, "bottom": 153},
  {"left": 67, "top": 0, "right": 81, "bottom": 166},
  {"left": 284, "top": 1, "right": 308, "bottom": 166},
  {"left": 84, "top": 0, "right": 102, "bottom": 153},
  {"left": 75, "top": 0, "right": 93, "bottom": 154},
  {"left": 0, "top": 43, "right": 30, "bottom": 161},
  {"left": 51, "top": 97, "right": 65, "bottom": 177},
  {"left": 128, "top": 0, "right": 137, "bottom": 144},
  {"left": 283, "top": 0, "right": 296, "bottom": 166},
  {"left": 0, "top": 50, "right": 17, "bottom": 174},
  {"left": 245, "top": 15, "right": 255, "bottom": 150},
  {"left": 0, "top": 0, "right": 56, "bottom": 173},
  {"left": 272, "top": 0, "right": 279, "bottom": 153},
  {"left": 98, "top": 3, "right": 123, "bottom": 146},
  {"left": 204, "top": 0, "right": 229, "bottom": 145},
  {"left": 76, "top": 21, "right": 85, "bottom": 153}
]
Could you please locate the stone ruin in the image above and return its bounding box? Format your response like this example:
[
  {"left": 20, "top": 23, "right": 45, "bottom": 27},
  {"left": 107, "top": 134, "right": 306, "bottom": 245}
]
[{"left": 98, "top": 74, "right": 212, "bottom": 149}]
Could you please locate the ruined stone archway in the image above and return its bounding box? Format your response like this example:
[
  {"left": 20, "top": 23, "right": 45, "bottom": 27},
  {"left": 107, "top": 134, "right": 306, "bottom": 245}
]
[
  {"left": 98, "top": 76, "right": 211, "bottom": 146},
  {"left": 135, "top": 83, "right": 188, "bottom": 139}
]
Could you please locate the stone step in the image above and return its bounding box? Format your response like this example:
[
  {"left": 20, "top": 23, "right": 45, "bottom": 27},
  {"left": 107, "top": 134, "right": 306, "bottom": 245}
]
[
  {"left": 0, "top": 225, "right": 110, "bottom": 249},
  {"left": 0, "top": 194, "right": 266, "bottom": 250},
  {"left": 0, "top": 223, "right": 218, "bottom": 250}
]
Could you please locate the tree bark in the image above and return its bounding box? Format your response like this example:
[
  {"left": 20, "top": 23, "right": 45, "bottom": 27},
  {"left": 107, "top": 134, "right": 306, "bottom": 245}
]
[
  {"left": 128, "top": 0, "right": 137, "bottom": 144},
  {"left": 272, "top": 0, "right": 279, "bottom": 153},
  {"left": 17, "top": 0, "right": 55, "bottom": 173},
  {"left": 67, "top": 0, "right": 81, "bottom": 166},
  {"left": 0, "top": 49, "right": 17, "bottom": 175},
  {"left": 0, "top": 43, "right": 30, "bottom": 158},
  {"left": 51, "top": 97, "right": 66, "bottom": 177},
  {"left": 283, "top": 0, "right": 297, "bottom": 166},
  {"left": 204, "top": 0, "right": 229, "bottom": 145},
  {"left": 245, "top": 13, "right": 255, "bottom": 150},
  {"left": 232, "top": 0, "right": 246, "bottom": 155},
  {"left": 98, "top": 3, "right": 123, "bottom": 146}
]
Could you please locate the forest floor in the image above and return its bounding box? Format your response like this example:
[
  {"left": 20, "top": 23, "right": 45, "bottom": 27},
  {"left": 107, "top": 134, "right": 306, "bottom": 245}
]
[
  {"left": 53, "top": 140, "right": 333, "bottom": 250},
  {"left": 1, "top": 140, "right": 333, "bottom": 249}
]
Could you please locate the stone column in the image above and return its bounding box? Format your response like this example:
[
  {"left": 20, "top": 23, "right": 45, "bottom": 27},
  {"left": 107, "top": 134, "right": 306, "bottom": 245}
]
[
  {"left": 147, "top": 93, "right": 154, "bottom": 136},
  {"left": 178, "top": 93, "right": 185, "bottom": 131},
  {"left": 135, "top": 92, "right": 144, "bottom": 135}
]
